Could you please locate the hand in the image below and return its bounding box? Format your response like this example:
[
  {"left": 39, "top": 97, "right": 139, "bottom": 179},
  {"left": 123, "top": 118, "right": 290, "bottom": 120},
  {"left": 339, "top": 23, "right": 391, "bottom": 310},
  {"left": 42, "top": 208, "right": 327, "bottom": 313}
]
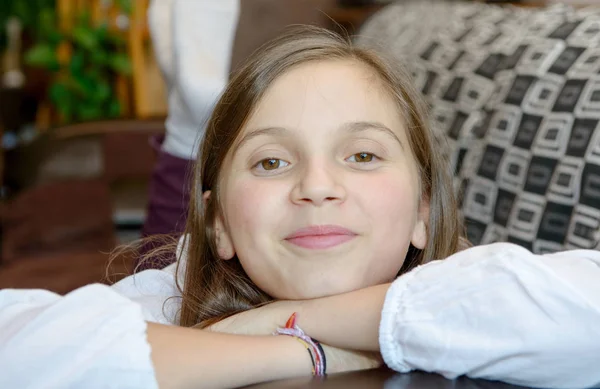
[
  {"left": 206, "top": 300, "right": 297, "bottom": 336},
  {"left": 207, "top": 302, "right": 384, "bottom": 374}
]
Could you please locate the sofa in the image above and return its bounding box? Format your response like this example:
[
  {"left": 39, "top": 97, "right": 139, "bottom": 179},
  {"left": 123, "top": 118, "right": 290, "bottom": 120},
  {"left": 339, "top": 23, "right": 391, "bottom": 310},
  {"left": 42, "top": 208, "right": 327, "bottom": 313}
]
[{"left": 358, "top": 1, "right": 600, "bottom": 254}]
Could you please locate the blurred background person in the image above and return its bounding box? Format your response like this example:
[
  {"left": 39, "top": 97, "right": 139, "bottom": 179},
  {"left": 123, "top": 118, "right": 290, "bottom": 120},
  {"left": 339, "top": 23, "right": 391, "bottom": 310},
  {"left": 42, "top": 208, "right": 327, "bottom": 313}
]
[{"left": 139, "top": 0, "right": 240, "bottom": 269}]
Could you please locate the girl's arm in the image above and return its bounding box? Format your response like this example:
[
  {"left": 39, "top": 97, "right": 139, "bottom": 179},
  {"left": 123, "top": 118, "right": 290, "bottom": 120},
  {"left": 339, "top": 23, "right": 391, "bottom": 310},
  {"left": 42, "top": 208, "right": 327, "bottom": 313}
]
[
  {"left": 211, "top": 243, "right": 600, "bottom": 389},
  {"left": 148, "top": 323, "right": 311, "bottom": 389},
  {"left": 0, "top": 283, "right": 377, "bottom": 389},
  {"left": 376, "top": 243, "right": 600, "bottom": 389},
  {"left": 149, "top": 323, "right": 381, "bottom": 389},
  {"left": 207, "top": 283, "right": 390, "bottom": 352},
  {"left": 0, "top": 285, "right": 159, "bottom": 388}
]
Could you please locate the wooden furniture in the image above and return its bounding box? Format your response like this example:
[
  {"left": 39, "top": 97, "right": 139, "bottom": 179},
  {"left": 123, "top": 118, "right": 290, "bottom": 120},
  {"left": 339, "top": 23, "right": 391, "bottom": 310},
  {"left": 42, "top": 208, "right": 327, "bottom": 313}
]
[
  {"left": 127, "top": 0, "right": 168, "bottom": 119},
  {"left": 54, "top": 0, "right": 167, "bottom": 122},
  {"left": 0, "top": 118, "right": 164, "bottom": 290},
  {"left": 0, "top": 250, "right": 126, "bottom": 294}
]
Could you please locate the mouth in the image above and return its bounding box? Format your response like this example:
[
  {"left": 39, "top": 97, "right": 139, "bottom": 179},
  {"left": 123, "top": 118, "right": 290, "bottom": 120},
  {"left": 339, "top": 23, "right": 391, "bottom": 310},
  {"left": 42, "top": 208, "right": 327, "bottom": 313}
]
[{"left": 284, "top": 225, "right": 357, "bottom": 250}]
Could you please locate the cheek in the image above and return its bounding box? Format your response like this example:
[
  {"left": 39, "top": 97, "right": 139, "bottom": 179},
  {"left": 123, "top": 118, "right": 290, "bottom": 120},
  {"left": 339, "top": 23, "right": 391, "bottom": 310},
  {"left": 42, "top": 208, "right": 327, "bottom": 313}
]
[
  {"left": 221, "top": 178, "right": 288, "bottom": 292},
  {"left": 358, "top": 172, "right": 419, "bottom": 224},
  {"left": 353, "top": 172, "right": 420, "bottom": 278},
  {"left": 222, "top": 179, "right": 288, "bottom": 243},
  {"left": 224, "top": 181, "right": 264, "bottom": 229}
]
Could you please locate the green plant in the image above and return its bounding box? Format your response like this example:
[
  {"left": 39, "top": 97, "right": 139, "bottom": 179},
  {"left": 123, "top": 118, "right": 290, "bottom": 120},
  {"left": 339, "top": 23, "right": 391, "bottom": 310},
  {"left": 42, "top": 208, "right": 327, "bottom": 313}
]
[
  {"left": 14, "top": 1, "right": 133, "bottom": 123},
  {"left": 0, "top": 0, "right": 56, "bottom": 50}
]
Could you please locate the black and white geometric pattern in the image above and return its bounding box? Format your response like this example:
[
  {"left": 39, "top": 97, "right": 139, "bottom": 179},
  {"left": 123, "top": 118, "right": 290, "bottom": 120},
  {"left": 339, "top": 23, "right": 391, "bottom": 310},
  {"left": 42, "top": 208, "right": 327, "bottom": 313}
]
[{"left": 359, "top": 2, "right": 600, "bottom": 253}]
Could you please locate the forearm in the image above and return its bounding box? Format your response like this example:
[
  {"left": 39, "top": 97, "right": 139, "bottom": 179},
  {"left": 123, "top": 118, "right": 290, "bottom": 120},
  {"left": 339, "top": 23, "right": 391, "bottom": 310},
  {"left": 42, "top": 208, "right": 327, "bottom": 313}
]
[
  {"left": 292, "top": 284, "right": 391, "bottom": 352},
  {"left": 209, "top": 283, "right": 391, "bottom": 352},
  {"left": 147, "top": 322, "right": 311, "bottom": 389}
]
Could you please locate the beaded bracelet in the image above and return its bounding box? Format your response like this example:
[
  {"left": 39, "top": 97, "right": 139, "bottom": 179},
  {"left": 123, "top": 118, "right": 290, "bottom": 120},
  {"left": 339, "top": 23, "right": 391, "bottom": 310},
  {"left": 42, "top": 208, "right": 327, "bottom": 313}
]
[{"left": 275, "top": 312, "right": 327, "bottom": 376}]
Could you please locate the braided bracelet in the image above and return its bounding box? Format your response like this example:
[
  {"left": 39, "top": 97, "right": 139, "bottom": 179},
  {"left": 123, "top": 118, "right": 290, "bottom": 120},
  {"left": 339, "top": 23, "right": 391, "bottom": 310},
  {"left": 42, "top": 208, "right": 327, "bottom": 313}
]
[{"left": 275, "top": 312, "right": 327, "bottom": 376}]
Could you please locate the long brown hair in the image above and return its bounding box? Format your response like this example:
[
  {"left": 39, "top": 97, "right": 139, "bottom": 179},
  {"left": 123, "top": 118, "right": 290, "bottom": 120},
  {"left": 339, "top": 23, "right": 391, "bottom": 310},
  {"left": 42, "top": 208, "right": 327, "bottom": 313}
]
[{"left": 170, "top": 25, "right": 465, "bottom": 328}]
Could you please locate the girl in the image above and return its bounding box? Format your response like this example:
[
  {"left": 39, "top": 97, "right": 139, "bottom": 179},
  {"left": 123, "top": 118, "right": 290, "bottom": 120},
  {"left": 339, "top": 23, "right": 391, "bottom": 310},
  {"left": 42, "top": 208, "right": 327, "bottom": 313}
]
[{"left": 1, "top": 26, "right": 599, "bottom": 389}]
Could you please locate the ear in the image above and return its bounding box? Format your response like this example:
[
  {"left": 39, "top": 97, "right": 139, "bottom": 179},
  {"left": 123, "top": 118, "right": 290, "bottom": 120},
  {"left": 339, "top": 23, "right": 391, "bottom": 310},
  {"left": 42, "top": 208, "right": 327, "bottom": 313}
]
[
  {"left": 203, "top": 191, "right": 235, "bottom": 260},
  {"left": 410, "top": 197, "right": 429, "bottom": 250}
]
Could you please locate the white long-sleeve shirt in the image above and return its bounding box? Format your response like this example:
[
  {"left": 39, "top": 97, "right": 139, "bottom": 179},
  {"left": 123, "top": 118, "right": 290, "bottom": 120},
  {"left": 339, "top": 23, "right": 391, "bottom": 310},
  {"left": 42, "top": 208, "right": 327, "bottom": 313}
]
[{"left": 1, "top": 242, "right": 599, "bottom": 388}]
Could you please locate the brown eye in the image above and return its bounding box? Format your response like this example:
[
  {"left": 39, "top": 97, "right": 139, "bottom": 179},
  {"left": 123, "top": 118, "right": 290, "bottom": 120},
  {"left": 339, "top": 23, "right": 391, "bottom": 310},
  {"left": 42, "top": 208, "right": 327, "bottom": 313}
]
[
  {"left": 258, "top": 158, "right": 289, "bottom": 171},
  {"left": 261, "top": 159, "right": 280, "bottom": 170},
  {"left": 351, "top": 152, "right": 374, "bottom": 163}
]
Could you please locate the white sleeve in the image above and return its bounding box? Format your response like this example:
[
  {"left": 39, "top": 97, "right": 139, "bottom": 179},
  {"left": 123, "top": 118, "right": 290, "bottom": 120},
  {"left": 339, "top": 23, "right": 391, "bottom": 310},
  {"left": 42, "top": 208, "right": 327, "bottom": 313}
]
[
  {"left": 0, "top": 284, "right": 159, "bottom": 389},
  {"left": 109, "top": 236, "right": 187, "bottom": 325},
  {"left": 110, "top": 263, "right": 182, "bottom": 325},
  {"left": 379, "top": 242, "right": 600, "bottom": 389}
]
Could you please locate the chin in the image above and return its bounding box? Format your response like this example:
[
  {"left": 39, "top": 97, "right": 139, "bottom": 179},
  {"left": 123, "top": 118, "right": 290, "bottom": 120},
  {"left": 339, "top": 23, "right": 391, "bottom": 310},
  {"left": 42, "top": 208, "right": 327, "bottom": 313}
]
[{"left": 276, "top": 279, "right": 364, "bottom": 300}]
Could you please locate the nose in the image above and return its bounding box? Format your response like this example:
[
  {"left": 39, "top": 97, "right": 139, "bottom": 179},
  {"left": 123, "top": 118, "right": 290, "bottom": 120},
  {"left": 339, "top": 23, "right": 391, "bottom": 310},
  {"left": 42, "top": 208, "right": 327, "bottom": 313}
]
[{"left": 290, "top": 159, "right": 346, "bottom": 206}]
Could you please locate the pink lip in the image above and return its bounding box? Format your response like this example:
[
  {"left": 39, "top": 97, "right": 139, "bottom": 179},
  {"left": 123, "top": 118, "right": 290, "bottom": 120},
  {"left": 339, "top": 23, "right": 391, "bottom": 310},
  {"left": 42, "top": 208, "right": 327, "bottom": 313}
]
[{"left": 285, "top": 225, "right": 357, "bottom": 250}]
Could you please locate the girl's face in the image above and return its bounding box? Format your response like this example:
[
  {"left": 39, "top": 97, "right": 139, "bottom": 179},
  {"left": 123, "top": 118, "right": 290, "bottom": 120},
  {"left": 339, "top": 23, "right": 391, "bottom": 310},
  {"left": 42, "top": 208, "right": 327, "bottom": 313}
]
[{"left": 211, "top": 60, "right": 429, "bottom": 299}]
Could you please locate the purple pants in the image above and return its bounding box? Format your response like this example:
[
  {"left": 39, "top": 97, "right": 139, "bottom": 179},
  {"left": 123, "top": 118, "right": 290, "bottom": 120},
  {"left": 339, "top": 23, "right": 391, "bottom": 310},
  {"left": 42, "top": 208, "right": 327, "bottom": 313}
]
[{"left": 135, "top": 135, "right": 193, "bottom": 271}]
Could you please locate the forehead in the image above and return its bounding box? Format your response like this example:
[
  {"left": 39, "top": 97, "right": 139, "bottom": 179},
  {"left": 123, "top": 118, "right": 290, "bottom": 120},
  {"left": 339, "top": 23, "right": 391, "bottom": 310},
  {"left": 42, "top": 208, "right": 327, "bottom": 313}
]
[{"left": 243, "top": 60, "right": 405, "bottom": 133}]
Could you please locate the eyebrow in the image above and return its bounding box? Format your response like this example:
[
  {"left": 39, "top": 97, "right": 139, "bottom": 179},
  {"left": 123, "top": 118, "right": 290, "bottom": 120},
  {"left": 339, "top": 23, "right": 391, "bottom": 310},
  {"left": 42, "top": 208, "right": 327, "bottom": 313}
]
[
  {"left": 233, "top": 127, "right": 290, "bottom": 154},
  {"left": 234, "top": 121, "right": 404, "bottom": 153},
  {"left": 342, "top": 121, "right": 404, "bottom": 149}
]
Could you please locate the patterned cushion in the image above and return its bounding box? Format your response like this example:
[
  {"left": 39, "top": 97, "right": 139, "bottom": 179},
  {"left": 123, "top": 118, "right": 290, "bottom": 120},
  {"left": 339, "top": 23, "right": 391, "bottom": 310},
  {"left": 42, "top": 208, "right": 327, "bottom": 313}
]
[{"left": 358, "top": 2, "right": 600, "bottom": 253}]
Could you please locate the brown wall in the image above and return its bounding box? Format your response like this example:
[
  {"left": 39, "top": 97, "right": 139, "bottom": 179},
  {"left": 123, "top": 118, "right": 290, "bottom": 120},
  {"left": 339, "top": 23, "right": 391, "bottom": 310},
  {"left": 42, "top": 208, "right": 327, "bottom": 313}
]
[{"left": 231, "top": 0, "right": 337, "bottom": 73}]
